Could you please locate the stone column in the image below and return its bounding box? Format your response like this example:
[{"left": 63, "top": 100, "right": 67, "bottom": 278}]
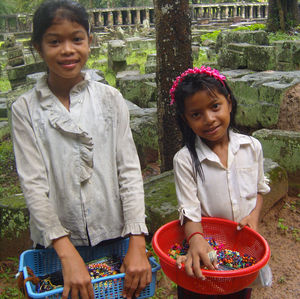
[
  {"left": 225, "top": 6, "right": 229, "bottom": 19},
  {"left": 249, "top": 5, "right": 253, "bottom": 19},
  {"left": 146, "top": 8, "right": 150, "bottom": 20},
  {"left": 5, "top": 18, "right": 9, "bottom": 32},
  {"left": 216, "top": 7, "right": 221, "bottom": 20},
  {"left": 241, "top": 5, "right": 245, "bottom": 18},
  {"left": 136, "top": 10, "right": 141, "bottom": 24},
  {"left": 199, "top": 6, "right": 204, "bottom": 18},
  {"left": 107, "top": 11, "right": 112, "bottom": 26},
  {"left": 98, "top": 12, "right": 102, "bottom": 26},
  {"left": 15, "top": 16, "right": 19, "bottom": 31},
  {"left": 117, "top": 10, "right": 121, "bottom": 25},
  {"left": 257, "top": 5, "right": 261, "bottom": 18},
  {"left": 233, "top": 5, "right": 237, "bottom": 17}
]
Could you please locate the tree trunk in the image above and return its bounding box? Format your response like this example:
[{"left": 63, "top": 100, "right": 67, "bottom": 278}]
[
  {"left": 154, "top": 0, "right": 192, "bottom": 172},
  {"left": 268, "top": 0, "right": 300, "bottom": 32}
]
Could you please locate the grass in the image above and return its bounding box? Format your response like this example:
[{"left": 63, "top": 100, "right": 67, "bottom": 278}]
[{"left": 0, "top": 78, "right": 10, "bottom": 92}]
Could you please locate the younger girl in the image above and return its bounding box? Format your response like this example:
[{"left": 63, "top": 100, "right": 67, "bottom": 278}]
[
  {"left": 12, "top": 1, "right": 151, "bottom": 299},
  {"left": 170, "top": 66, "right": 270, "bottom": 299}
]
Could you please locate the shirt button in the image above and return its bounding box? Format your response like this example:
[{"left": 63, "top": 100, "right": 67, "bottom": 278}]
[
  {"left": 79, "top": 99, "right": 83, "bottom": 103},
  {"left": 232, "top": 199, "right": 237, "bottom": 204}
]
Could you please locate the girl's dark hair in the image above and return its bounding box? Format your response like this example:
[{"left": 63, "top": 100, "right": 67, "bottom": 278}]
[
  {"left": 173, "top": 73, "right": 238, "bottom": 181},
  {"left": 31, "top": 0, "right": 90, "bottom": 48}
]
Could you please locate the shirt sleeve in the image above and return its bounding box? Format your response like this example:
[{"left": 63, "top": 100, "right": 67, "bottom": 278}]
[
  {"left": 255, "top": 139, "right": 271, "bottom": 195},
  {"left": 114, "top": 94, "right": 148, "bottom": 236},
  {"left": 173, "top": 149, "right": 202, "bottom": 225},
  {"left": 12, "top": 96, "right": 69, "bottom": 247}
]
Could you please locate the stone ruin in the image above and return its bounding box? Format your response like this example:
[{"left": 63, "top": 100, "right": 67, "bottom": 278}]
[{"left": 1, "top": 25, "right": 300, "bottom": 260}]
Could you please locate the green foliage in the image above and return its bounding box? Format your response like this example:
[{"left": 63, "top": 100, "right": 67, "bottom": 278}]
[
  {"left": 0, "top": 139, "right": 22, "bottom": 199},
  {"left": 268, "top": 30, "right": 300, "bottom": 42},
  {"left": 0, "top": 286, "right": 24, "bottom": 299},
  {"left": 277, "top": 218, "right": 288, "bottom": 234},
  {"left": 0, "top": 78, "right": 11, "bottom": 92},
  {"left": 201, "top": 30, "right": 221, "bottom": 42},
  {"left": 232, "top": 24, "right": 266, "bottom": 31}
]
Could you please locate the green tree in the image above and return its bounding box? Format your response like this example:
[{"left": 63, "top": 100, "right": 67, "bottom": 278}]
[
  {"left": 267, "top": 0, "right": 300, "bottom": 31},
  {"left": 0, "top": 0, "right": 16, "bottom": 15}
]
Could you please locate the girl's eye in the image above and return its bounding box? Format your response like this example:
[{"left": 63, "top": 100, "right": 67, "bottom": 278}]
[
  {"left": 49, "top": 39, "right": 59, "bottom": 45},
  {"left": 74, "top": 37, "right": 83, "bottom": 42},
  {"left": 192, "top": 112, "right": 201, "bottom": 118},
  {"left": 212, "top": 103, "right": 220, "bottom": 109}
]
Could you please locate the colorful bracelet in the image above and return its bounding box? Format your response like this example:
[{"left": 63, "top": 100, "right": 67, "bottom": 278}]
[{"left": 187, "top": 232, "right": 204, "bottom": 244}]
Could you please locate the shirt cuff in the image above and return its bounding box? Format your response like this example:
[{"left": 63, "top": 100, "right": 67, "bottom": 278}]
[
  {"left": 42, "top": 226, "right": 70, "bottom": 248},
  {"left": 178, "top": 204, "right": 202, "bottom": 225},
  {"left": 121, "top": 221, "right": 149, "bottom": 237}
]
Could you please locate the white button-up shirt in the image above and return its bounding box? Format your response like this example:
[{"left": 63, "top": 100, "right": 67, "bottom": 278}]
[
  {"left": 173, "top": 131, "right": 270, "bottom": 224},
  {"left": 12, "top": 73, "right": 148, "bottom": 248}
]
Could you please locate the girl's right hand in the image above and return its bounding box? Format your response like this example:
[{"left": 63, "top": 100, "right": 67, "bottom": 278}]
[
  {"left": 52, "top": 236, "right": 94, "bottom": 299},
  {"left": 181, "top": 234, "right": 217, "bottom": 280}
]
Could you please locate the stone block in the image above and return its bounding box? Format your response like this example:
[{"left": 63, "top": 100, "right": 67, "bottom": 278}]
[
  {"left": 139, "top": 82, "right": 157, "bottom": 107},
  {"left": 144, "top": 62, "right": 156, "bottom": 74},
  {"left": 253, "top": 129, "right": 300, "bottom": 197},
  {"left": 143, "top": 158, "right": 287, "bottom": 234},
  {"left": 218, "top": 43, "right": 249, "bottom": 69},
  {"left": 115, "top": 70, "right": 141, "bottom": 88},
  {"left": 228, "top": 71, "right": 300, "bottom": 131},
  {"left": 107, "top": 40, "right": 128, "bottom": 71},
  {"left": 125, "top": 63, "right": 140, "bottom": 71},
  {"left": 0, "top": 98, "right": 6, "bottom": 118},
  {"left": 90, "top": 46, "right": 101, "bottom": 57},
  {"left": 7, "top": 57, "right": 25, "bottom": 67},
  {"left": 276, "top": 62, "right": 299, "bottom": 72},
  {"left": 7, "top": 61, "right": 47, "bottom": 89},
  {"left": 0, "top": 121, "right": 10, "bottom": 141},
  {"left": 272, "top": 40, "right": 300, "bottom": 63},
  {"left": 130, "top": 107, "right": 158, "bottom": 170},
  {"left": 144, "top": 170, "right": 178, "bottom": 235},
  {"left": 192, "top": 45, "right": 200, "bottom": 61},
  {"left": 246, "top": 45, "right": 278, "bottom": 71},
  {"left": 215, "top": 30, "right": 269, "bottom": 54},
  {"left": 119, "top": 73, "right": 156, "bottom": 105},
  {"left": 7, "top": 48, "right": 23, "bottom": 60},
  {"left": 147, "top": 53, "right": 156, "bottom": 62}
]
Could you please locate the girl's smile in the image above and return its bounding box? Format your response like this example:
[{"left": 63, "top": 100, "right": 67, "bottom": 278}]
[{"left": 183, "top": 89, "right": 232, "bottom": 150}]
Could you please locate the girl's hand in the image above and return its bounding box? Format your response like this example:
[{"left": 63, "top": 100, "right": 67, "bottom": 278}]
[
  {"left": 237, "top": 193, "right": 263, "bottom": 232},
  {"left": 183, "top": 234, "right": 217, "bottom": 280},
  {"left": 237, "top": 214, "right": 259, "bottom": 232},
  {"left": 52, "top": 237, "right": 94, "bottom": 299},
  {"left": 120, "top": 235, "right": 152, "bottom": 299}
]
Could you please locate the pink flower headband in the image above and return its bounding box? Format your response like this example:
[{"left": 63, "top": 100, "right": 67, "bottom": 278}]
[{"left": 170, "top": 66, "right": 226, "bottom": 105}]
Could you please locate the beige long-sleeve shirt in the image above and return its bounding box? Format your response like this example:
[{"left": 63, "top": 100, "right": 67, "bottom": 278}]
[
  {"left": 173, "top": 131, "right": 270, "bottom": 224},
  {"left": 12, "top": 73, "right": 148, "bottom": 248}
]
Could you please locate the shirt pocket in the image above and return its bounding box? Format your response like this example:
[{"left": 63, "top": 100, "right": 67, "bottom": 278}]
[{"left": 236, "top": 164, "right": 258, "bottom": 199}]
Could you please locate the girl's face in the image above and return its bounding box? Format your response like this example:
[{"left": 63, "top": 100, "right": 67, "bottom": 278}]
[
  {"left": 35, "top": 19, "right": 92, "bottom": 86},
  {"left": 183, "top": 89, "right": 232, "bottom": 148}
]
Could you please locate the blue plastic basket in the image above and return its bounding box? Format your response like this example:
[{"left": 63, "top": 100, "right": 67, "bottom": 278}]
[{"left": 19, "top": 238, "right": 160, "bottom": 299}]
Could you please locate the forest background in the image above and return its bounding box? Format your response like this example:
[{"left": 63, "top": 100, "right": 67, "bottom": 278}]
[{"left": 0, "top": 0, "right": 269, "bottom": 16}]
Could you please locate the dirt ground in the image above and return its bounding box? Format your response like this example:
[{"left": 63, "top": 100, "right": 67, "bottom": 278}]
[{"left": 154, "top": 195, "right": 300, "bottom": 299}]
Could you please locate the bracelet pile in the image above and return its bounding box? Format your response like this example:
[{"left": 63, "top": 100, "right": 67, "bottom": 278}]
[
  {"left": 37, "top": 255, "right": 122, "bottom": 295},
  {"left": 167, "top": 237, "right": 257, "bottom": 270}
]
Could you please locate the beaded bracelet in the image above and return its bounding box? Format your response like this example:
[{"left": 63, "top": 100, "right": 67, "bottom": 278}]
[{"left": 187, "top": 232, "right": 204, "bottom": 244}]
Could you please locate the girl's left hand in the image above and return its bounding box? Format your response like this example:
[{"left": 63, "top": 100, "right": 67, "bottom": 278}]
[{"left": 120, "top": 235, "right": 152, "bottom": 299}]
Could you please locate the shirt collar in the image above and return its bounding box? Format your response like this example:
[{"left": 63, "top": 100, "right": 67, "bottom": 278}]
[
  {"left": 35, "top": 72, "right": 91, "bottom": 108},
  {"left": 195, "top": 130, "right": 252, "bottom": 162}
]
